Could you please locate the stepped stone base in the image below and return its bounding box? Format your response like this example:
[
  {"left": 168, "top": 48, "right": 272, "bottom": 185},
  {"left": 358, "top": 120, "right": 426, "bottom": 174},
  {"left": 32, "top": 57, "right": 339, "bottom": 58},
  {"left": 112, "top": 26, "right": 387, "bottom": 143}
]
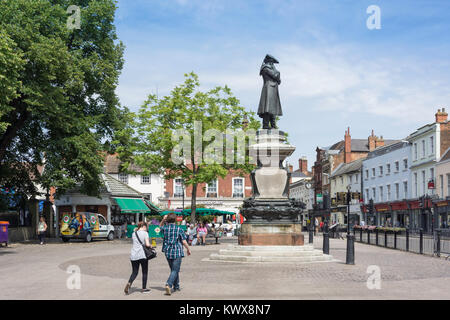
[
  {"left": 206, "top": 244, "right": 335, "bottom": 263},
  {"left": 238, "top": 222, "right": 304, "bottom": 246}
]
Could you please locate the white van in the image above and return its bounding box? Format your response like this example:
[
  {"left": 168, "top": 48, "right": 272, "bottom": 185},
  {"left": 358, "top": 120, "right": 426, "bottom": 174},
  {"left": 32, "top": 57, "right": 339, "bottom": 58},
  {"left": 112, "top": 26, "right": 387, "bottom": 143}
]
[{"left": 60, "top": 212, "right": 115, "bottom": 242}]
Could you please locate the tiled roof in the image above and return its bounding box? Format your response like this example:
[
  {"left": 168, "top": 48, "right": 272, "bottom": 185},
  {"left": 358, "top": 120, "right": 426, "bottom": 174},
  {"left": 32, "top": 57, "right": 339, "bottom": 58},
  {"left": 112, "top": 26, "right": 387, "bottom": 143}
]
[
  {"left": 102, "top": 173, "right": 142, "bottom": 197},
  {"left": 324, "top": 139, "right": 400, "bottom": 153},
  {"left": 103, "top": 153, "right": 143, "bottom": 174},
  {"left": 330, "top": 158, "right": 364, "bottom": 177}
]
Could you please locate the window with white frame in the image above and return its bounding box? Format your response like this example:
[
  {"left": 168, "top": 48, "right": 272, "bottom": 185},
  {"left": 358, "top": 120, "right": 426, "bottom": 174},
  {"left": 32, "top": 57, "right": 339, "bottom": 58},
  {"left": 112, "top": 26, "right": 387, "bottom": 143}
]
[
  {"left": 379, "top": 166, "right": 383, "bottom": 176},
  {"left": 387, "top": 185, "right": 391, "bottom": 201},
  {"left": 207, "top": 180, "right": 218, "bottom": 197},
  {"left": 366, "top": 189, "right": 369, "bottom": 203},
  {"left": 174, "top": 178, "right": 184, "bottom": 197},
  {"left": 395, "top": 183, "right": 399, "bottom": 200},
  {"left": 447, "top": 174, "right": 450, "bottom": 197},
  {"left": 118, "top": 172, "right": 128, "bottom": 184},
  {"left": 372, "top": 188, "right": 376, "bottom": 201},
  {"left": 365, "top": 170, "right": 369, "bottom": 179},
  {"left": 141, "top": 175, "right": 151, "bottom": 184},
  {"left": 422, "top": 170, "right": 426, "bottom": 195},
  {"left": 355, "top": 173, "right": 359, "bottom": 183},
  {"left": 430, "top": 168, "right": 434, "bottom": 182},
  {"left": 387, "top": 164, "right": 391, "bottom": 174},
  {"left": 414, "top": 173, "right": 418, "bottom": 197},
  {"left": 348, "top": 175, "right": 352, "bottom": 185},
  {"left": 404, "top": 181, "right": 408, "bottom": 199},
  {"left": 414, "top": 143, "right": 418, "bottom": 160},
  {"left": 422, "top": 140, "right": 425, "bottom": 158},
  {"left": 372, "top": 168, "right": 376, "bottom": 177},
  {"left": 403, "top": 159, "right": 408, "bottom": 170},
  {"left": 395, "top": 161, "right": 399, "bottom": 172},
  {"left": 379, "top": 186, "right": 383, "bottom": 202},
  {"left": 430, "top": 136, "right": 434, "bottom": 155},
  {"left": 233, "top": 178, "right": 244, "bottom": 198}
]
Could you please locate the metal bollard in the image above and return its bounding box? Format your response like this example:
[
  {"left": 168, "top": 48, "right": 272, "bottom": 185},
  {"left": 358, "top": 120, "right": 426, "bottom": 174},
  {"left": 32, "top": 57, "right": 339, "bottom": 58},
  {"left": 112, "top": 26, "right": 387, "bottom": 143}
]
[
  {"left": 309, "top": 223, "right": 314, "bottom": 244},
  {"left": 360, "top": 228, "right": 363, "bottom": 242},
  {"left": 376, "top": 229, "right": 379, "bottom": 246},
  {"left": 394, "top": 231, "right": 397, "bottom": 249},
  {"left": 346, "top": 233, "right": 355, "bottom": 265},
  {"left": 436, "top": 230, "right": 441, "bottom": 257},
  {"left": 406, "top": 229, "right": 409, "bottom": 252},
  {"left": 384, "top": 230, "right": 387, "bottom": 248},
  {"left": 367, "top": 229, "right": 371, "bottom": 245},
  {"left": 323, "top": 231, "right": 330, "bottom": 254},
  {"left": 419, "top": 229, "right": 423, "bottom": 254}
]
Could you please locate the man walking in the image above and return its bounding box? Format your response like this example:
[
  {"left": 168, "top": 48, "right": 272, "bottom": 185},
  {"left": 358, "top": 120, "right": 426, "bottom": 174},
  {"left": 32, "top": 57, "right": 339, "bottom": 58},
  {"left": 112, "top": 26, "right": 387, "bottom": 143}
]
[{"left": 160, "top": 213, "right": 191, "bottom": 296}]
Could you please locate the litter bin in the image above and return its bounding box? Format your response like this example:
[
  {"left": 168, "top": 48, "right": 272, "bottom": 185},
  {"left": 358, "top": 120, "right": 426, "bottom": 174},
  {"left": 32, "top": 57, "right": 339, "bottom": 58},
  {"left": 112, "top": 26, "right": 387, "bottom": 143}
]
[{"left": 0, "top": 221, "right": 9, "bottom": 247}]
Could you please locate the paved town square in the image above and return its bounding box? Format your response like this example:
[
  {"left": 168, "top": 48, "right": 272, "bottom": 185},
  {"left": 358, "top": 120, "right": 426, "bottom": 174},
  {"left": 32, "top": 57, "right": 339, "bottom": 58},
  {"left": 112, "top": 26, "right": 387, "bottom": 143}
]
[
  {"left": 1, "top": 1, "right": 450, "bottom": 306},
  {"left": 1, "top": 237, "right": 448, "bottom": 300}
]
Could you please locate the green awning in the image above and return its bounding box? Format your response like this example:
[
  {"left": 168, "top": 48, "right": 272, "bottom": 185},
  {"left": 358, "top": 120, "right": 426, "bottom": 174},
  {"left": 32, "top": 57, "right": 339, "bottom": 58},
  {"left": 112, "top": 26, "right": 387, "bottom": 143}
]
[
  {"left": 159, "top": 208, "right": 236, "bottom": 216},
  {"left": 113, "top": 198, "right": 151, "bottom": 214},
  {"left": 144, "top": 200, "right": 162, "bottom": 215}
]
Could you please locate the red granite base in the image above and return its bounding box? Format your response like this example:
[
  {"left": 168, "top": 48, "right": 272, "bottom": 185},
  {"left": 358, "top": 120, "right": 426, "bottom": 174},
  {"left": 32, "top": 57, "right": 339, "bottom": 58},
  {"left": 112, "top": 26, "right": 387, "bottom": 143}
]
[{"left": 238, "top": 233, "right": 304, "bottom": 246}]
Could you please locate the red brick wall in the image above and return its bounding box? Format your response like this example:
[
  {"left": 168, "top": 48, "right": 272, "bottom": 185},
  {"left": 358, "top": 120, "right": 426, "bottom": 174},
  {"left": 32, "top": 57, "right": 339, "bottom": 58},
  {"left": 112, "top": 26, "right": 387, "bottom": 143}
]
[
  {"left": 165, "top": 170, "right": 251, "bottom": 198},
  {"left": 440, "top": 122, "right": 450, "bottom": 155}
]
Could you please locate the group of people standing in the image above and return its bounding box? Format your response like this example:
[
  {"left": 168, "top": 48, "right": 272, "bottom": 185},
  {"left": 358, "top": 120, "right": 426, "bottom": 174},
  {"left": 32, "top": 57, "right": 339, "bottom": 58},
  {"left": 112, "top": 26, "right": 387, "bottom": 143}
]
[{"left": 124, "top": 213, "right": 191, "bottom": 296}]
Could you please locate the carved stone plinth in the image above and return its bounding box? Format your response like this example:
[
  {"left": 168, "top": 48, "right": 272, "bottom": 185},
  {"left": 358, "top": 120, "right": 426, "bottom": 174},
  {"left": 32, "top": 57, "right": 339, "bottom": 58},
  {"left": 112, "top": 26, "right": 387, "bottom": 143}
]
[{"left": 238, "top": 129, "right": 305, "bottom": 246}]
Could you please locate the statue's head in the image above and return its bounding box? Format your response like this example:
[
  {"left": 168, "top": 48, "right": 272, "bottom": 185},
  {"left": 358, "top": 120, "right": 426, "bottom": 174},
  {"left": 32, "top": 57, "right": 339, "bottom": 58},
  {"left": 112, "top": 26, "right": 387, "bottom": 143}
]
[{"left": 263, "top": 54, "right": 279, "bottom": 64}]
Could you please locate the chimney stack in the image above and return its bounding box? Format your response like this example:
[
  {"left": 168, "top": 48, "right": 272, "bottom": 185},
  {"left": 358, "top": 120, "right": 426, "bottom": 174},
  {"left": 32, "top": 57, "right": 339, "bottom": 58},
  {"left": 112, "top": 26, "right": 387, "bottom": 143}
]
[
  {"left": 435, "top": 108, "right": 448, "bottom": 123},
  {"left": 344, "top": 127, "right": 351, "bottom": 163},
  {"left": 299, "top": 156, "right": 308, "bottom": 174},
  {"left": 368, "top": 130, "right": 376, "bottom": 151}
]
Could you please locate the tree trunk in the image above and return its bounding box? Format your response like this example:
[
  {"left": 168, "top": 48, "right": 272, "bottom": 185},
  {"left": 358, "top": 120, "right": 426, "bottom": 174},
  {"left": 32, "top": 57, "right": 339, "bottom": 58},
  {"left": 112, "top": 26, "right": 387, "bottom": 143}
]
[{"left": 191, "top": 182, "right": 197, "bottom": 225}]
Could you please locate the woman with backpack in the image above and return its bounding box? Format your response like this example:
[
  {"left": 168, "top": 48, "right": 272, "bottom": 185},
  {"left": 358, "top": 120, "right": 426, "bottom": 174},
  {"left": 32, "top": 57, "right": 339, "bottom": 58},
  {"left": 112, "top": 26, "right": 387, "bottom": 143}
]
[{"left": 124, "top": 221, "right": 151, "bottom": 294}]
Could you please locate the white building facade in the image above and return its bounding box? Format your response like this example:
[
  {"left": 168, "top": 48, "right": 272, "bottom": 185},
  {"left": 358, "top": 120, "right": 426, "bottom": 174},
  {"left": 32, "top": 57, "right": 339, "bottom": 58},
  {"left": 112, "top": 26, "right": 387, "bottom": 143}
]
[{"left": 362, "top": 141, "right": 412, "bottom": 227}]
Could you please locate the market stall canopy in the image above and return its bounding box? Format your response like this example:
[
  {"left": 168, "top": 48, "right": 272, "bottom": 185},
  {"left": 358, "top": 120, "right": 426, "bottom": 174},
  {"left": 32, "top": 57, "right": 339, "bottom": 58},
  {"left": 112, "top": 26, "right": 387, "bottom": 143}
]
[
  {"left": 144, "top": 200, "right": 162, "bottom": 215},
  {"left": 159, "top": 208, "right": 235, "bottom": 216},
  {"left": 113, "top": 198, "right": 151, "bottom": 214}
]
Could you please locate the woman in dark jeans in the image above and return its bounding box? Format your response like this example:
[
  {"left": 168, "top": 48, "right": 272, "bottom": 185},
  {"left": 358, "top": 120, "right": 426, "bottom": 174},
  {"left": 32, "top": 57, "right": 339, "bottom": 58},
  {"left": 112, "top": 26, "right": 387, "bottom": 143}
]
[{"left": 124, "top": 221, "right": 151, "bottom": 294}]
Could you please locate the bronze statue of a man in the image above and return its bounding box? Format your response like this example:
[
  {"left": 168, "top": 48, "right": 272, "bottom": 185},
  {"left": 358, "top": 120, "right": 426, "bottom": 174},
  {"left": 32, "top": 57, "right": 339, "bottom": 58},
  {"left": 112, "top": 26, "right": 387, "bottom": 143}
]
[{"left": 257, "top": 54, "right": 282, "bottom": 129}]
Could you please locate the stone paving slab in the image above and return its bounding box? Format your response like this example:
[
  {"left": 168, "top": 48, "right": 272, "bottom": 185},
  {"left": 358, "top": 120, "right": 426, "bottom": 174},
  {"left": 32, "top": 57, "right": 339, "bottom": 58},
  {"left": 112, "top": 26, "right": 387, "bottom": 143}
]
[{"left": 0, "top": 236, "right": 448, "bottom": 299}]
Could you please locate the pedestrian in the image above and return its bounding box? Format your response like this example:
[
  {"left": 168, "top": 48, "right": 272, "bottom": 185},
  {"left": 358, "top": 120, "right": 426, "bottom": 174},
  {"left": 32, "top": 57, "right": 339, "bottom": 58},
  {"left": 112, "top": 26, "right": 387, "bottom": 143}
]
[
  {"left": 197, "top": 222, "right": 208, "bottom": 245},
  {"left": 187, "top": 223, "right": 197, "bottom": 246},
  {"left": 124, "top": 221, "right": 151, "bottom": 295},
  {"left": 319, "top": 221, "right": 324, "bottom": 232},
  {"left": 314, "top": 218, "right": 319, "bottom": 235},
  {"left": 37, "top": 216, "right": 47, "bottom": 245},
  {"left": 160, "top": 213, "right": 191, "bottom": 296}
]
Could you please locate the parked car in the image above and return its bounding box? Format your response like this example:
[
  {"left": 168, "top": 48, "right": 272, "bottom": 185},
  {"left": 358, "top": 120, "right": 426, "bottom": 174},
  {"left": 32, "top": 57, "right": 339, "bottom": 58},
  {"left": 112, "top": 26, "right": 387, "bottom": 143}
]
[{"left": 60, "top": 212, "right": 114, "bottom": 242}]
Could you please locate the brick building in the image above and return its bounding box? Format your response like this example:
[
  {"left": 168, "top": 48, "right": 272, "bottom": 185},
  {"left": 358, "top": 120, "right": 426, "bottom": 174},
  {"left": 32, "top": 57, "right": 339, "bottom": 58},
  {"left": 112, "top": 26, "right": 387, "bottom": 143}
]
[
  {"left": 160, "top": 169, "right": 252, "bottom": 219},
  {"left": 312, "top": 127, "right": 398, "bottom": 222}
]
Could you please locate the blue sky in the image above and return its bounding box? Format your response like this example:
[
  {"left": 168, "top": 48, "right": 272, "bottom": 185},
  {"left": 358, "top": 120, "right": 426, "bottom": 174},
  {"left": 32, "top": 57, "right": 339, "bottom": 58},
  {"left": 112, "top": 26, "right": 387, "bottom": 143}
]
[{"left": 114, "top": 0, "right": 450, "bottom": 170}]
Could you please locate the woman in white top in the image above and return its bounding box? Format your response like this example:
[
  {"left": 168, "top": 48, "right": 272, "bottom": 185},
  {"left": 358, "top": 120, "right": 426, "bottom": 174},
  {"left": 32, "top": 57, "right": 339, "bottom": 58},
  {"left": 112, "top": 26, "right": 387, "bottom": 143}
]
[
  {"left": 124, "top": 221, "right": 151, "bottom": 294},
  {"left": 37, "top": 216, "right": 47, "bottom": 245}
]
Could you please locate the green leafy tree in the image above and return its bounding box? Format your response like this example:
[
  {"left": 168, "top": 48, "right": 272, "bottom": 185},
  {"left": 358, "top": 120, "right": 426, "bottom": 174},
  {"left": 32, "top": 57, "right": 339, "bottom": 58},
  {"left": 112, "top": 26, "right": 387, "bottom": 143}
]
[
  {"left": 0, "top": 0, "right": 125, "bottom": 198},
  {"left": 115, "top": 72, "right": 259, "bottom": 224}
]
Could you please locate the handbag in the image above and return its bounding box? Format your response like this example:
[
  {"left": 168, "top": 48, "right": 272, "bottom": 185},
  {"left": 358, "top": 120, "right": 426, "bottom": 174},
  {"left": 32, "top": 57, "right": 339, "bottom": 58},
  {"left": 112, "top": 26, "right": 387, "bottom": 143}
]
[{"left": 135, "top": 231, "right": 157, "bottom": 260}]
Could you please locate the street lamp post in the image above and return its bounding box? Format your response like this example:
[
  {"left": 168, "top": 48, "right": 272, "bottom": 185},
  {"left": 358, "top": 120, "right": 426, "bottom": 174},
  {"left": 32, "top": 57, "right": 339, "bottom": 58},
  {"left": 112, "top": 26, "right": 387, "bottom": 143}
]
[
  {"left": 346, "top": 185, "right": 355, "bottom": 265},
  {"left": 309, "top": 209, "right": 314, "bottom": 244}
]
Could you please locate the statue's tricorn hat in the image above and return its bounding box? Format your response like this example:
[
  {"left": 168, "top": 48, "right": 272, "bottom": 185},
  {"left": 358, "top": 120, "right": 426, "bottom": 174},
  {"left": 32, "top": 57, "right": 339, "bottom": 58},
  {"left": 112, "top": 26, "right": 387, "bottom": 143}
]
[{"left": 264, "top": 54, "right": 279, "bottom": 64}]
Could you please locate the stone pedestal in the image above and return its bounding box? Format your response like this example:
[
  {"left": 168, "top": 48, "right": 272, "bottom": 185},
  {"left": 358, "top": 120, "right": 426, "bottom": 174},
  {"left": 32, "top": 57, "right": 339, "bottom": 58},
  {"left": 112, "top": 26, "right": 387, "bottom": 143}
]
[
  {"left": 238, "top": 129, "right": 305, "bottom": 246},
  {"left": 238, "top": 222, "right": 304, "bottom": 246}
]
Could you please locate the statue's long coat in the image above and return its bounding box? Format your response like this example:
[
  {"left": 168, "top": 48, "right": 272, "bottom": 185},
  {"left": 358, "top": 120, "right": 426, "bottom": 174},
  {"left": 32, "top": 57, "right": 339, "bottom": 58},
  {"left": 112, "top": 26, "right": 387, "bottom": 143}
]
[{"left": 257, "top": 62, "right": 283, "bottom": 117}]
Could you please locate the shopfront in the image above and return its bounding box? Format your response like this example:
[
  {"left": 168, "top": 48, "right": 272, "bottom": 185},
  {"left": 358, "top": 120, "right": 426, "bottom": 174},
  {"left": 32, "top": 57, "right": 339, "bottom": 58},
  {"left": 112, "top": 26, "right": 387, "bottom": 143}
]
[
  {"left": 375, "top": 204, "right": 391, "bottom": 226},
  {"left": 433, "top": 200, "right": 449, "bottom": 229}
]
